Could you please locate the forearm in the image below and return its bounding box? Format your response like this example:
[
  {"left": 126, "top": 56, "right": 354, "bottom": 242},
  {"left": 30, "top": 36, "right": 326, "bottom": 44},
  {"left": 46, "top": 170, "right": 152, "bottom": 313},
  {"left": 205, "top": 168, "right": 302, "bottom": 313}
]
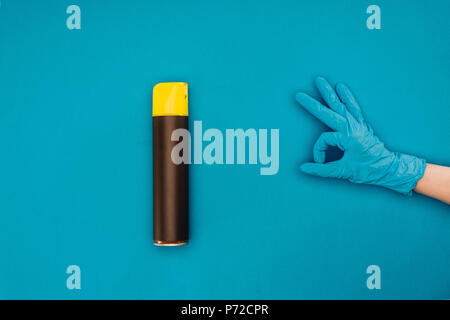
[{"left": 414, "top": 164, "right": 450, "bottom": 205}]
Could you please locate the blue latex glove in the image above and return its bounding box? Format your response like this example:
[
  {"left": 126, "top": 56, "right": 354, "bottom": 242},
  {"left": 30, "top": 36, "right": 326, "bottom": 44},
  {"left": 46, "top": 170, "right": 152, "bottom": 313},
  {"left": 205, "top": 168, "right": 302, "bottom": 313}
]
[{"left": 296, "top": 77, "right": 426, "bottom": 195}]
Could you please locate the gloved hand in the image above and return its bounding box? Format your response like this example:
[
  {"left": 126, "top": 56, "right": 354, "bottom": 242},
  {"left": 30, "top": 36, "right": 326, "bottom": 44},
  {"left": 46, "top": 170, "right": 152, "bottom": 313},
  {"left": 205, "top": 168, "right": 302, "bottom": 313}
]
[{"left": 296, "top": 77, "right": 426, "bottom": 195}]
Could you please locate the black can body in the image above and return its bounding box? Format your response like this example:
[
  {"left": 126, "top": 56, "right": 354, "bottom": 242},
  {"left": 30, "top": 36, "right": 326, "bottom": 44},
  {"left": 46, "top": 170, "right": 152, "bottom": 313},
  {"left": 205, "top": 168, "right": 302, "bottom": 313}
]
[{"left": 153, "top": 116, "right": 189, "bottom": 246}]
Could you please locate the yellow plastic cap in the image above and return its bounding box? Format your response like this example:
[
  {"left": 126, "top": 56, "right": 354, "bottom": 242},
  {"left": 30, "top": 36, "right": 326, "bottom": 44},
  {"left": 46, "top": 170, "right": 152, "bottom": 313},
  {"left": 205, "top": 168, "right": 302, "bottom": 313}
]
[{"left": 153, "top": 82, "right": 188, "bottom": 116}]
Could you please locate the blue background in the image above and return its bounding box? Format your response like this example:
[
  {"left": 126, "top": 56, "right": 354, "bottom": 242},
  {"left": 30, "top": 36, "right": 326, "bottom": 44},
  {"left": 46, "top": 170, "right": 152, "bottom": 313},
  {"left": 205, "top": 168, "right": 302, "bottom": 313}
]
[{"left": 0, "top": 0, "right": 449, "bottom": 299}]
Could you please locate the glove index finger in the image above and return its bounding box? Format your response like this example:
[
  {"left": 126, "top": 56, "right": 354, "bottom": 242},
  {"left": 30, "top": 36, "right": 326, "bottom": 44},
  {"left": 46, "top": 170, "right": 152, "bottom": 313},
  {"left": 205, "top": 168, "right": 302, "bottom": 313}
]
[
  {"left": 313, "top": 132, "right": 344, "bottom": 163},
  {"left": 296, "top": 92, "right": 347, "bottom": 132}
]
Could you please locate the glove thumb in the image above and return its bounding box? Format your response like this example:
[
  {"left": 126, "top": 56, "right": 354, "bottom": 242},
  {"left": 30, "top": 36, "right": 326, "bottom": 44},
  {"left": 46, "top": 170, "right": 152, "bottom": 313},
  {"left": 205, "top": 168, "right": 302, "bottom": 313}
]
[{"left": 300, "top": 162, "right": 341, "bottom": 178}]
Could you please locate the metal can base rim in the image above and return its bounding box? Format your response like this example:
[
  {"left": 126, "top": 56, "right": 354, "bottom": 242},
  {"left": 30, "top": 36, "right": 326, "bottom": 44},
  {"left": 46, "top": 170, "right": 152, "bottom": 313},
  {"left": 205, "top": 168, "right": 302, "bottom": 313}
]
[{"left": 154, "top": 240, "right": 187, "bottom": 246}]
